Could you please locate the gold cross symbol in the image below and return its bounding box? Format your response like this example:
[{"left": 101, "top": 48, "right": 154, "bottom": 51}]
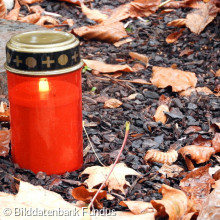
[
  {"left": 72, "top": 51, "right": 78, "bottom": 62},
  {"left": 13, "top": 55, "right": 23, "bottom": 67},
  {"left": 42, "top": 56, "right": 55, "bottom": 68}
]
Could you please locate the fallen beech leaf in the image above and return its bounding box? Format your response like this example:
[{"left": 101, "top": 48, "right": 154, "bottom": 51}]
[
  {"left": 0, "top": 129, "right": 10, "bottom": 157},
  {"left": 216, "top": 69, "right": 220, "bottom": 76},
  {"left": 192, "top": 134, "right": 212, "bottom": 147},
  {"left": 129, "top": 52, "right": 149, "bottom": 67},
  {"left": 29, "top": 5, "right": 44, "bottom": 13},
  {"left": 119, "top": 201, "right": 155, "bottom": 215},
  {"left": 167, "top": 18, "right": 186, "bottom": 27},
  {"left": 80, "top": 163, "right": 141, "bottom": 194},
  {"left": 197, "top": 182, "right": 220, "bottom": 220},
  {"left": 151, "top": 66, "right": 197, "bottom": 92},
  {"left": 179, "top": 48, "right": 194, "bottom": 57},
  {"left": 212, "top": 133, "right": 220, "bottom": 153},
  {"left": 165, "top": 0, "right": 204, "bottom": 9},
  {"left": 0, "top": 0, "right": 6, "bottom": 18},
  {"left": 5, "top": 0, "right": 20, "bottom": 20},
  {"left": 18, "top": 12, "right": 41, "bottom": 24},
  {"left": 166, "top": 28, "right": 185, "bottom": 43},
  {"left": 62, "top": 19, "right": 75, "bottom": 27},
  {"left": 144, "top": 149, "right": 178, "bottom": 165},
  {"left": 153, "top": 104, "right": 169, "bottom": 124},
  {"left": 81, "top": 3, "right": 108, "bottom": 23},
  {"left": 0, "top": 181, "right": 82, "bottom": 219},
  {"left": 0, "top": 102, "right": 10, "bottom": 122},
  {"left": 104, "top": 98, "right": 122, "bottom": 109},
  {"left": 186, "top": 1, "right": 218, "bottom": 34},
  {"left": 19, "top": 0, "right": 43, "bottom": 4},
  {"left": 184, "top": 126, "right": 202, "bottom": 134},
  {"left": 158, "top": 164, "right": 184, "bottom": 178},
  {"left": 114, "top": 38, "right": 133, "bottom": 47},
  {"left": 179, "top": 86, "right": 213, "bottom": 96},
  {"left": 74, "top": 22, "right": 128, "bottom": 43},
  {"left": 35, "top": 15, "right": 59, "bottom": 26},
  {"left": 83, "top": 59, "right": 133, "bottom": 73},
  {"left": 58, "top": 0, "right": 82, "bottom": 6},
  {"left": 151, "top": 184, "right": 188, "bottom": 219},
  {"left": 132, "top": 63, "right": 145, "bottom": 72},
  {"left": 179, "top": 145, "right": 215, "bottom": 169},
  {"left": 72, "top": 186, "right": 108, "bottom": 209},
  {"left": 180, "top": 164, "right": 215, "bottom": 211}
]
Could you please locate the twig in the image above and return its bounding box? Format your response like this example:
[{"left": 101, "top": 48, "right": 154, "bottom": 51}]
[
  {"left": 159, "top": 0, "right": 172, "bottom": 8},
  {"left": 88, "top": 121, "right": 130, "bottom": 210},
  {"left": 82, "top": 121, "right": 105, "bottom": 167}
]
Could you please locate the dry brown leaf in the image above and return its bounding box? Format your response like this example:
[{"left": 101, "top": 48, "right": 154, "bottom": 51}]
[
  {"left": 119, "top": 201, "right": 155, "bottom": 215},
  {"left": 151, "top": 66, "right": 197, "bottom": 92},
  {"left": 129, "top": 52, "right": 149, "bottom": 67},
  {"left": 165, "top": 0, "right": 204, "bottom": 9},
  {"left": 35, "top": 15, "right": 59, "bottom": 26},
  {"left": 144, "top": 149, "right": 178, "bottom": 165},
  {"left": 74, "top": 21, "right": 128, "bottom": 43},
  {"left": 167, "top": 18, "right": 186, "bottom": 27},
  {"left": 18, "top": 12, "right": 41, "bottom": 24},
  {"left": 186, "top": 1, "right": 218, "bottom": 34},
  {"left": 158, "top": 164, "right": 184, "bottom": 178},
  {"left": 81, "top": 3, "right": 108, "bottom": 23},
  {"left": 179, "top": 145, "right": 215, "bottom": 170},
  {"left": 72, "top": 186, "right": 108, "bottom": 209},
  {"left": 0, "top": 180, "right": 82, "bottom": 219},
  {"left": 0, "top": 129, "right": 10, "bottom": 157},
  {"left": 179, "top": 48, "right": 194, "bottom": 57},
  {"left": 212, "top": 133, "right": 220, "bottom": 153},
  {"left": 62, "top": 19, "right": 75, "bottom": 27},
  {"left": 124, "top": 78, "right": 151, "bottom": 85},
  {"left": 184, "top": 126, "right": 202, "bottom": 134},
  {"left": 5, "top": 0, "right": 20, "bottom": 20},
  {"left": 166, "top": 28, "right": 185, "bottom": 43},
  {"left": 182, "top": 212, "right": 198, "bottom": 220},
  {"left": 19, "top": 0, "right": 43, "bottom": 4},
  {"left": 0, "top": 0, "right": 6, "bottom": 18},
  {"left": 153, "top": 104, "right": 169, "bottom": 124},
  {"left": 151, "top": 184, "right": 188, "bottom": 219},
  {"left": 216, "top": 69, "right": 220, "bottom": 76},
  {"left": 0, "top": 102, "right": 10, "bottom": 122},
  {"left": 132, "top": 63, "right": 145, "bottom": 72},
  {"left": 114, "top": 38, "right": 133, "bottom": 47},
  {"left": 179, "top": 86, "right": 213, "bottom": 96},
  {"left": 58, "top": 0, "right": 82, "bottom": 6},
  {"left": 80, "top": 163, "right": 141, "bottom": 194},
  {"left": 104, "top": 98, "right": 122, "bottom": 109},
  {"left": 29, "top": 5, "right": 44, "bottom": 13},
  {"left": 83, "top": 59, "right": 133, "bottom": 73},
  {"left": 180, "top": 164, "right": 215, "bottom": 211},
  {"left": 192, "top": 134, "right": 212, "bottom": 147}
]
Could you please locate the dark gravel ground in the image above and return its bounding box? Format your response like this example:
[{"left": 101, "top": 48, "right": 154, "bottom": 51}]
[{"left": 0, "top": 0, "right": 220, "bottom": 214}]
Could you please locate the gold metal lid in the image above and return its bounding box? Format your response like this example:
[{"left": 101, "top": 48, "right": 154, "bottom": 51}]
[{"left": 5, "top": 30, "right": 83, "bottom": 75}]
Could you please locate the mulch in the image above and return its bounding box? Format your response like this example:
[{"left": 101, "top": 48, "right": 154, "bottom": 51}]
[{"left": 0, "top": 0, "right": 219, "bottom": 214}]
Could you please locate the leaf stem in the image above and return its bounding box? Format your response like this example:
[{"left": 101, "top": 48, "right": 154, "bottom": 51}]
[{"left": 88, "top": 121, "right": 130, "bottom": 210}]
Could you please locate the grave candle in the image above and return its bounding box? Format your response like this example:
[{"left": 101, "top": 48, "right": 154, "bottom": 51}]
[{"left": 5, "top": 31, "right": 84, "bottom": 175}]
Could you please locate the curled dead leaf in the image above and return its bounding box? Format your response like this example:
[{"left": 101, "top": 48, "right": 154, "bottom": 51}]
[
  {"left": 80, "top": 163, "right": 141, "bottom": 194},
  {"left": 212, "top": 133, "right": 220, "bottom": 153},
  {"left": 180, "top": 164, "right": 215, "bottom": 211},
  {"left": 151, "top": 184, "right": 188, "bottom": 219},
  {"left": 104, "top": 98, "right": 122, "bottom": 109},
  {"left": 153, "top": 104, "right": 169, "bottom": 124},
  {"left": 179, "top": 48, "right": 194, "bottom": 57},
  {"left": 35, "top": 16, "right": 59, "bottom": 26},
  {"left": 62, "top": 19, "right": 75, "bottom": 27},
  {"left": 58, "top": 0, "right": 82, "bottom": 6},
  {"left": 179, "top": 145, "right": 215, "bottom": 170},
  {"left": 72, "top": 186, "right": 110, "bottom": 209},
  {"left": 19, "top": 0, "right": 43, "bottom": 4},
  {"left": 179, "top": 87, "right": 213, "bottom": 96},
  {"left": 29, "top": 5, "right": 44, "bottom": 13},
  {"left": 74, "top": 21, "right": 128, "bottom": 43},
  {"left": 0, "top": 0, "right": 6, "bottom": 18},
  {"left": 166, "top": 28, "right": 185, "bottom": 44},
  {"left": 18, "top": 12, "right": 41, "bottom": 24},
  {"left": 81, "top": 3, "right": 108, "bottom": 23},
  {"left": 119, "top": 201, "right": 155, "bottom": 215},
  {"left": 151, "top": 66, "right": 197, "bottom": 92},
  {"left": 158, "top": 164, "right": 184, "bottom": 178},
  {"left": 186, "top": 1, "right": 218, "bottom": 34},
  {"left": 0, "top": 129, "right": 10, "bottom": 157},
  {"left": 164, "top": 0, "right": 203, "bottom": 9},
  {"left": 114, "top": 38, "right": 133, "bottom": 47},
  {"left": 144, "top": 149, "right": 178, "bottom": 165},
  {"left": 5, "top": 0, "right": 20, "bottom": 21},
  {"left": 129, "top": 52, "right": 149, "bottom": 67},
  {"left": 192, "top": 135, "right": 212, "bottom": 147},
  {"left": 132, "top": 63, "right": 145, "bottom": 72},
  {"left": 167, "top": 18, "right": 186, "bottom": 27},
  {"left": 184, "top": 126, "right": 202, "bottom": 134},
  {"left": 83, "top": 59, "right": 133, "bottom": 73}
]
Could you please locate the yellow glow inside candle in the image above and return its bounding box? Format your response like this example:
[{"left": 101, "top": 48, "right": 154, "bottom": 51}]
[{"left": 39, "top": 78, "right": 49, "bottom": 100}]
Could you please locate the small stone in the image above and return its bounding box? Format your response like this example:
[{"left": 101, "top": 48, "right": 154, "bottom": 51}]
[{"left": 143, "top": 90, "right": 159, "bottom": 99}]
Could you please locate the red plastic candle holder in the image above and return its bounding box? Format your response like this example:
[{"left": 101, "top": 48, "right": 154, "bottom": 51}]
[{"left": 5, "top": 31, "right": 84, "bottom": 175}]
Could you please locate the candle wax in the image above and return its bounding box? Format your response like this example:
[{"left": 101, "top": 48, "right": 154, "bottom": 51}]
[{"left": 7, "top": 70, "right": 83, "bottom": 175}]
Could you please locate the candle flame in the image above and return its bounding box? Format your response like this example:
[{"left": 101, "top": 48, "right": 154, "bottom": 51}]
[{"left": 39, "top": 78, "right": 49, "bottom": 92}]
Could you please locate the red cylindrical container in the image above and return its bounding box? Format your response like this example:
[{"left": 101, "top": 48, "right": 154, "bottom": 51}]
[{"left": 5, "top": 31, "right": 83, "bottom": 175}]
